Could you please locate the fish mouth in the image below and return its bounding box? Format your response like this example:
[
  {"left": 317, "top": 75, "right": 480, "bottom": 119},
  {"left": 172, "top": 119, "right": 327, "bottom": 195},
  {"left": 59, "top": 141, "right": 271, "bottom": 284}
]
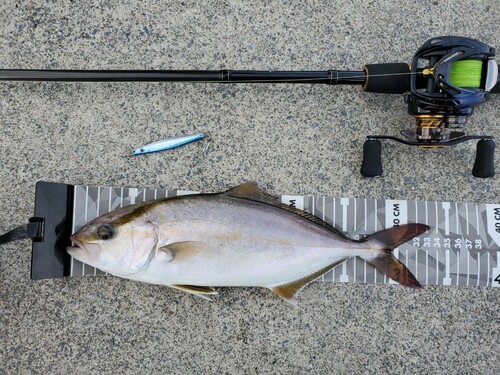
[{"left": 67, "top": 236, "right": 100, "bottom": 262}]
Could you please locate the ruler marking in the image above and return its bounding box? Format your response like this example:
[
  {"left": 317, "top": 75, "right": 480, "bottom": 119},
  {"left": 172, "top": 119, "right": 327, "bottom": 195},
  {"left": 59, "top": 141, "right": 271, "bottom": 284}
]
[
  {"left": 442, "top": 202, "right": 450, "bottom": 236},
  {"left": 443, "top": 249, "right": 451, "bottom": 285},
  {"left": 426, "top": 251, "right": 429, "bottom": 285},
  {"left": 333, "top": 198, "right": 336, "bottom": 226},
  {"left": 455, "top": 202, "right": 459, "bottom": 233},
  {"left": 435, "top": 248, "right": 439, "bottom": 285},
  {"left": 486, "top": 253, "right": 490, "bottom": 287},
  {"left": 96, "top": 188, "right": 100, "bottom": 216},
  {"left": 354, "top": 199, "right": 357, "bottom": 231},
  {"left": 477, "top": 252, "right": 481, "bottom": 287},
  {"left": 415, "top": 249, "right": 418, "bottom": 284},
  {"left": 465, "top": 204, "right": 470, "bottom": 236},
  {"left": 476, "top": 205, "right": 480, "bottom": 235},
  {"left": 467, "top": 250, "right": 470, "bottom": 286},
  {"left": 364, "top": 199, "right": 367, "bottom": 231},
  {"left": 84, "top": 186, "right": 89, "bottom": 222},
  {"left": 322, "top": 197, "right": 325, "bottom": 222},
  {"left": 108, "top": 187, "right": 112, "bottom": 212},
  {"left": 435, "top": 201, "right": 439, "bottom": 231},
  {"left": 353, "top": 256, "right": 357, "bottom": 283},
  {"left": 456, "top": 249, "right": 460, "bottom": 286},
  {"left": 363, "top": 260, "right": 367, "bottom": 284},
  {"left": 341, "top": 198, "right": 348, "bottom": 232},
  {"left": 405, "top": 248, "right": 408, "bottom": 268}
]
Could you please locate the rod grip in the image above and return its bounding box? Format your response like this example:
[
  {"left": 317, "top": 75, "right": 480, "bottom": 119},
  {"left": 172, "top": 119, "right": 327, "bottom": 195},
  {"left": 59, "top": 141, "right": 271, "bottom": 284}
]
[
  {"left": 472, "top": 139, "right": 495, "bottom": 178},
  {"left": 360, "top": 140, "right": 383, "bottom": 177},
  {"left": 363, "top": 63, "right": 410, "bottom": 94}
]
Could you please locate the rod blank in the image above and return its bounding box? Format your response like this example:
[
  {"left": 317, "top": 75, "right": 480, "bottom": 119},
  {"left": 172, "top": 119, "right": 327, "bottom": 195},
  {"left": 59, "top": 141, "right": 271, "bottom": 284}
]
[{"left": 0, "top": 69, "right": 365, "bottom": 85}]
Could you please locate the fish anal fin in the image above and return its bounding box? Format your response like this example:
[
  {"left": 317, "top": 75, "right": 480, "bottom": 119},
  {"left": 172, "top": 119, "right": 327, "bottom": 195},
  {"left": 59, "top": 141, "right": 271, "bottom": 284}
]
[
  {"left": 271, "top": 258, "right": 349, "bottom": 305},
  {"left": 171, "top": 284, "right": 218, "bottom": 295},
  {"left": 161, "top": 241, "right": 207, "bottom": 262},
  {"left": 223, "top": 182, "right": 277, "bottom": 204}
]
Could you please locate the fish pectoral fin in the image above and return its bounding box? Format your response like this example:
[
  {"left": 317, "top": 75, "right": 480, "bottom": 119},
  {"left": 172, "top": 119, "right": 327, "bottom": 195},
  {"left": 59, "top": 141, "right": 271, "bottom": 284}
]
[
  {"left": 270, "top": 258, "right": 349, "bottom": 305},
  {"left": 160, "top": 241, "right": 208, "bottom": 262},
  {"left": 171, "top": 284, "right": 218, "bottom": 296}
]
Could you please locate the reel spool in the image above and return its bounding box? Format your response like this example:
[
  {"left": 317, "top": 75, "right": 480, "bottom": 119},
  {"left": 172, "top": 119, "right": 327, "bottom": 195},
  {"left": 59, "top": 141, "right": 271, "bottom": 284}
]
[{"left": 361, "top": 36, "right": 499, "bottom": 178}]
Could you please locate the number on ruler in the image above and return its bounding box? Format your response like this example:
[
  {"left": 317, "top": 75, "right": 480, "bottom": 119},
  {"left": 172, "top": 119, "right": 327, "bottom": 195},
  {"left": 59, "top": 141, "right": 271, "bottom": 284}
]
[{"left": 495, "top": 274, "right": 500, "bottom": 285}]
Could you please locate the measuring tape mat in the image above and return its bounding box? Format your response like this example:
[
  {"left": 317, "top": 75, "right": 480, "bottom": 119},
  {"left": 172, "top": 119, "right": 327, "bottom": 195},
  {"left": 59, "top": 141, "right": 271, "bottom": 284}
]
[{"left": 70, "top": 185, "right": 500, "bottom": 287}]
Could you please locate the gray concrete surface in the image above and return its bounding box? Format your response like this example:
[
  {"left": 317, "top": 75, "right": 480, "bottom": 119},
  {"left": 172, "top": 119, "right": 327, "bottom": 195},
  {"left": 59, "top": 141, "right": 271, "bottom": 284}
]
[{"left": 1, "top": 0, "right": 499, "bottom": 373}]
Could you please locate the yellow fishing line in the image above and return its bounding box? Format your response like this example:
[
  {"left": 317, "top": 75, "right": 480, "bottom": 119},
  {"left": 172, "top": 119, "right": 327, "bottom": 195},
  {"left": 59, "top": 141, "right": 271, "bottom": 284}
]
[{"left": 449, "top": 60, "right": 483, "bottom": 88}]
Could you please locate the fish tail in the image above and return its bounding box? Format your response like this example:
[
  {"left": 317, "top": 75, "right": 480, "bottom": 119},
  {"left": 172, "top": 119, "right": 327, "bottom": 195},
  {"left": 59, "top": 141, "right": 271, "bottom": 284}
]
[{"left": 362, "top": 223, "right": 429, "bottom": 288}]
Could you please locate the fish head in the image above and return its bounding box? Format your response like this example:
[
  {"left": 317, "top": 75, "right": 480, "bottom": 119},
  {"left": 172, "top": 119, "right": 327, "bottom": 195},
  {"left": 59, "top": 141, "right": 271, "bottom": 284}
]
[{"left": 67, "top": 204, "right": 159, "bottom": 276}]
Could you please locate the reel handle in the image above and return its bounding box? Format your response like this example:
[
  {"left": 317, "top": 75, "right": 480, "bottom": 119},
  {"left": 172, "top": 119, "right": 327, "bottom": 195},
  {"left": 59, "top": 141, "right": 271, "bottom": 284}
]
[
  {"left": 360, "top": 140, "right": 383, "bottom": 177},
  {"left": 472, "top": 139, "right": 495, "bottom": 178}
]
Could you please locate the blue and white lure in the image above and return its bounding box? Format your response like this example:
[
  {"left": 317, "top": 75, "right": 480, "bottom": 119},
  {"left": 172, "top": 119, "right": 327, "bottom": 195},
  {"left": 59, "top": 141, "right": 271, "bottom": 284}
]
[{"left": 132, "top": 133, "right": 205, "bottom": 156}]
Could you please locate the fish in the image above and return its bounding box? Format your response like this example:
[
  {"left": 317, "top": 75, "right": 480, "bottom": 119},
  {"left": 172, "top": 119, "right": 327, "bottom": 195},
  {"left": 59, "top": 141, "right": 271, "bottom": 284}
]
[
  {"left": 132, "top": 133, "right": 204, "bottom": 156},
  {"left": 67, "top": 182, "right": 429, "bottom": 304}
]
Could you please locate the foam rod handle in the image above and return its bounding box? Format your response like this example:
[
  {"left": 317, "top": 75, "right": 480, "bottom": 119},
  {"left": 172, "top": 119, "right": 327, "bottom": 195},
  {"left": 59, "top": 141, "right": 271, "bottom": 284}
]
[
  {"left": 360, "top": 140, "right": 383, "bottom": 177},
  {"left": 363, "top": 63, "right": 410, "bottom": 94},
  {"left": 472, "top": 140, "right": 495, "bottom": 178}
]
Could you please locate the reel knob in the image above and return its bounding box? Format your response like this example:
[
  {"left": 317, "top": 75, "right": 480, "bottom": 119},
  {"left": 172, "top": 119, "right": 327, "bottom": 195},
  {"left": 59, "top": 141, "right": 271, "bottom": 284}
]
[
  {"left": 360, "top": 140, "right": 383, "bottom": 177},
  {"left": 472, "top": 139, "right": 495, "bottom": 178}
]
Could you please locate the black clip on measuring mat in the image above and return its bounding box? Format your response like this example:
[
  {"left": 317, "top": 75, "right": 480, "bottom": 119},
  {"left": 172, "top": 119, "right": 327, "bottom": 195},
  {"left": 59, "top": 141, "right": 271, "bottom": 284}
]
[
  {"left": 1, "top": 181, "right": 500, "bottom": 287},
  {"left": 0, "top": 182, "right": 74, "bottom": 279}
]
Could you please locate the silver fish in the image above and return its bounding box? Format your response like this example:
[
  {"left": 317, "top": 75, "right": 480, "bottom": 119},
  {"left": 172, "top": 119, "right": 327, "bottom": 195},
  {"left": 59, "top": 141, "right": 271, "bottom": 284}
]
[{"left": 67, "top": 182, "right": 428, "bottom": 304}]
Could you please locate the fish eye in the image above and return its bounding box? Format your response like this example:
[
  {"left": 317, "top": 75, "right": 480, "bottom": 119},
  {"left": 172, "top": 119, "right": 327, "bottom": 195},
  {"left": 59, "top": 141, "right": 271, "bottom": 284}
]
[{"left": 97, "top": 224, "right": 115, "bottom": 240}]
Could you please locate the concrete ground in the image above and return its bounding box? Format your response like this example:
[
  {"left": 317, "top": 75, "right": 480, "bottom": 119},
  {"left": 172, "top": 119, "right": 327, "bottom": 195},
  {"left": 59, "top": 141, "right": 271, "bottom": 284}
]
[{"left": 1, "top": 1, "right": 499, "bottom": 374}]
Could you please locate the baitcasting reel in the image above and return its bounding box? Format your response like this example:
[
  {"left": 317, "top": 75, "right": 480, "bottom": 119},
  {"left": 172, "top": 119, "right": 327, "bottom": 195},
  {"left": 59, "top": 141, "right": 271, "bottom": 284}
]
[{"left": 361, "top": 36, "right": 499, "bottom": 178}]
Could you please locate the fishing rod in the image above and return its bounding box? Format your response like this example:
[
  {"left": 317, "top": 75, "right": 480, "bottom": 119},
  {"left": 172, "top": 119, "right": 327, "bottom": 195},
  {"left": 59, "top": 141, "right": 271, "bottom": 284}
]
[{"left": 1, "top": 36, "right": 499, "bottom": 177}]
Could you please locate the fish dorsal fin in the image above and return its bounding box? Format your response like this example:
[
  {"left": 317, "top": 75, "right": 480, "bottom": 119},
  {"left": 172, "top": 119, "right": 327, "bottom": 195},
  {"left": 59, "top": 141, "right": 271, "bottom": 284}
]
[
  {"left": 224, "top": 183, "right": 350, "bottom": 240},
  {"left": 160, "top": 241, "right": 207, "bottom": 262},
  {"left": 222, "top": 182, "right": 278, "bottom": 204},
  {"left": 275, "top": 203, "right": 352, "bottom": 240},
  {"left": 270, "top": 257, "right": 349, "bottom": 305}
]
